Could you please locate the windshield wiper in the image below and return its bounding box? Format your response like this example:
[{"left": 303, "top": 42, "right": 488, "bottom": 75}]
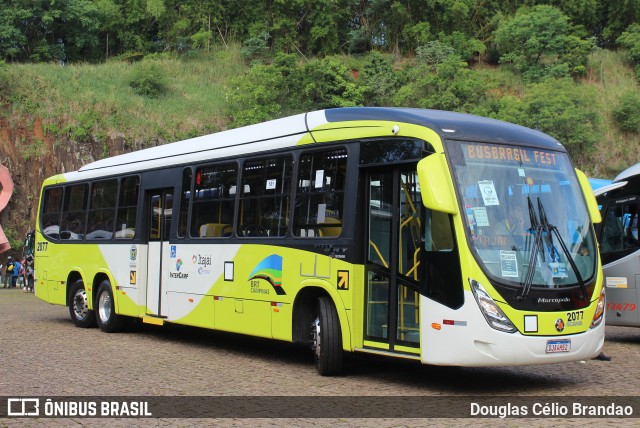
[
  {"left": 537, "top": 198, "right": 588, "bottom": 300},
  {"left": 517, "top": 196, "right": 544, "bottom": 301}
]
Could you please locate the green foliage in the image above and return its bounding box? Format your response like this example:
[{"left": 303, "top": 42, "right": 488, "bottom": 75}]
[
  {"left": 438, "top": 32, "right": 486, "bottom": 62},
  {"left": 240, "top": 32, "right": 271, "bottom": 61},
  {"left": 0, "top": 0, "right": 638, "bottom": 65},
  {"left": 0, "top": 60, "right": 8, "bottom": 98},
  {"left": 416, "top": 42, "right": 456, "bottom": 67},
  {"left": 402, "top": 22, "right": 432, "bottom": 51},
  {"left": 347, "top": 28, "right": 370, "bottom": 54},
  {"left": 612, "top": 93, "right": 640, "bottom": 132},
  {"left": 226, "top": 53, "right": 363, "bottom": 126},
  {"left": 359, "top": 53, "right": 402, "bottom": 106},
  {"left": 394, "top": 55, "right": 496, "bottom": 112},
  {"left": 21, "top": 138, "right": 48, "bottom": 161},
  {"left": 64, "top": 110, "right": 101, "bottom": 140},
  {"left": 3, "top": 226, "right": 24, "bottom": 252},
  {"left": 618, "top": 24, "right": 640, "bottom": 65},
  {"left": 494, "top": 78, "right": 600, "bottom": 157},
  {"left": 0, "top": 0, "right": 102, "bottom": 62},
  {"left": 299, "top": 57, "right": 364, "bottom": 109},
  {"left": 600, "top": 0, "right": 640, "bottom": 46},
  {"left": 495, "top": 5, "right": 592, "bottom": 81},
  {"left": 129, "top": 62, "right": 168, "bottom": 97},
  {"left": 225, "top": 52, "right": 300, "bottom": 126}
]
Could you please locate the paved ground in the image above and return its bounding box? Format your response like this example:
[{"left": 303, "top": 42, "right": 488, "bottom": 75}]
[{"left": 1, "top": 287, "right": 639, "bottom": 427}]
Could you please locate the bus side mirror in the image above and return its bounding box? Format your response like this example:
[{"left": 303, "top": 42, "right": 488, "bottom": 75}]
[
  {"left": 575, "top": 168, "right": 602, "bottom": 224},
  {"left": 417, "top": 154, "right": 457, "bottom": 215}
]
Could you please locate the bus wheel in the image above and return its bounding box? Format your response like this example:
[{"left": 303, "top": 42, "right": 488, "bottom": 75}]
[
  {"left": 312, "top": 296, "right": 343, "bottom": 376},
  {"left": 96, "top": 280, "right": 126, "bottom": 333},
  {"left": 68, "top": 279, "right": 96, "bottom": 328}
]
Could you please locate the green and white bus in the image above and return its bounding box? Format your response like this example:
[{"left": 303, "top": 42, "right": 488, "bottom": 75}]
[{"left": 35, "top": 107, "right": 605, "bottom": 375}]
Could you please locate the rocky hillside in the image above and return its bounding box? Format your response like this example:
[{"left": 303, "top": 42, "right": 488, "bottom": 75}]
[{"left": 0, "top": 117, "right": 129, "bottom": 257}]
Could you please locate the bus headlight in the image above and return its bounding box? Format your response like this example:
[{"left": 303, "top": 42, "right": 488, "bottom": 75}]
[
  {"left": 590, "top": 287, "right": 605, "bottom": 329},
  {"left": 470, "top": 279, "right": 517, "bottom": 333}
]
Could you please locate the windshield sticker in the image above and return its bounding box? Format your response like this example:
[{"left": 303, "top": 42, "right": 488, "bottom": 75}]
[
  {"left": 549, "top": 262, "right": 568, "bottom": 278},
  {"left": 518, "top": 168, "right": 526, "bottom": 177},
  {"left": 472, "top": 207, "right": 490, "bottom": 227},
  {"left": 315, "top": 170, "right": 324, "bottom": 188},
  {"left": 478, "top": 180, "right": 499, "bottom": 206},
  {"left": 500, "top": 251, "right": 519, "bottom": 277}
]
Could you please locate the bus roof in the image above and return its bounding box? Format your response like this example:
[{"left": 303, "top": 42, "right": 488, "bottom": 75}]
[
  {"left": 615, "top": 163, "right": 640, "bottom": 182},
  {"left": 68, "top": 107, "right": 565, "bottom": 181},
  {"left": 324, "top": 108, "right": 564, "bottom": 150}
]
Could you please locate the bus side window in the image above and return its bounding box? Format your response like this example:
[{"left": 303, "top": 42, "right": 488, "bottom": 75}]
[
  {"left": 60, "top": 184, "right": 88, "bottom": 240},
  {"left": 424, "top": 210, "right": 454, "bottom": 252},
  {"left": 624, "top": 205, "right": 639, "bottom": 247},
  {"left": 601, "top": 206, "right": 625, "bottom": 254},
  {"left": 42, "top": 187, "right": 63, "bottom": 240},
  {"left": 238, "top": 156, "right": 290, "bottom": 238},
  {"left": 294, "top": 148, "right": 346, "bottom": 238},
  {"left": 115, "top": 176, "right": 140, "bottom": 239},
  {"left": 86, "top": 179, "right": 117, "bottom": 240},
  {"left": 191, "top": 163, "right": 237, "bottom": 238}
]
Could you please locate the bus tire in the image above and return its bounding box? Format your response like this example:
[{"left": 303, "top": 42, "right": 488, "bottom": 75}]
[
  {"left": 68, "top": 279, "right": 96, "bottom": 328},
  {"left": 96, "top": 280, "right": 126, "bottom": 333},
  {"left": 312, "top": 296, "right": 343, "bottom": 376}
]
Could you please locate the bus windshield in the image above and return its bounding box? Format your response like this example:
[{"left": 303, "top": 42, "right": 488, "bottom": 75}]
[{"left": 446, "top": 141, "right": 596, "bottom": 289}]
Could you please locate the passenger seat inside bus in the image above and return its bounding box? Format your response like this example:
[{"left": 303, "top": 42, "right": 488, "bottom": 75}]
[
  {"left": 200, "top": 223, "right": 229, "bottom": 237},
  {"left": 318, "top": 217, "right": 342, "bottom": 237}
]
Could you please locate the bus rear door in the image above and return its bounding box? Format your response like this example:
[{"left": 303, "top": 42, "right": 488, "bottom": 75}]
[{"left": 146, "top": 189, "right": 173, "bottom": 317}]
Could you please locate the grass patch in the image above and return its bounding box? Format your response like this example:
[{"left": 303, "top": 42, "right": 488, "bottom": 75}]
[
  {"left": 583, "top": 49, "right": 640, "bottom": 178},
  {"left": 2, "top": 45, "right": 244, "bottom": 147}
]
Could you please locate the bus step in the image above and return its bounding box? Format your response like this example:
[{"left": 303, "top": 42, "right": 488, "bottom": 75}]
[
  {"left": 142, "top": 316, "right": 165, "bottom": 326},
  {"left": 354, "top": 347, "right": 421, "bottom": 360}
]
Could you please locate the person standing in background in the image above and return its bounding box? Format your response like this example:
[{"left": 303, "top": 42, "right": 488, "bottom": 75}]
[{"left": 10, "top": 257, "right": 20, "bottom": 288}]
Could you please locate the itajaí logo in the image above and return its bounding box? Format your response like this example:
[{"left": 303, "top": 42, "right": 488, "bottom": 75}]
[{"left": 248, "top": 254, "right": 285, "bottom": 295}]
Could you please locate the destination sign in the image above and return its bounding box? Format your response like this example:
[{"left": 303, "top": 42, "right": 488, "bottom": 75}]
[{"left": 464, "top": 144, "right": 558, "bottom": 167}]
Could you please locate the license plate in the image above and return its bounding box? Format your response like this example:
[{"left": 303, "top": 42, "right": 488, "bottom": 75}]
[{"left": 546, "top": 339, "right": 571, "bottom": 353}]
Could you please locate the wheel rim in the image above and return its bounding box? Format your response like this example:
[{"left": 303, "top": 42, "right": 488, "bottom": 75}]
[
  {"left": 73, "top": 288, "right": 89, "bottom": 321},
  {"left": 98, "top": 290, "right": 111, "bottom": 323},
  {"left": 312, "top": 316, "right": 321, "bottom": 359}
]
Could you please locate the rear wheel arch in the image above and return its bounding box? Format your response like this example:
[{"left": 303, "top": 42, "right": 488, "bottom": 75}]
[
  {"left": 91, "top": 272, "right": 112, "bottom": 311},
  {"left": 66, "top": 271, "right": 84, "bottom": 307},
  {"left": 67, "top": 273, "right": 96, "bottom": 328},
  {"left": 95, "top": 278, "right": 127, "bottom": 333}
]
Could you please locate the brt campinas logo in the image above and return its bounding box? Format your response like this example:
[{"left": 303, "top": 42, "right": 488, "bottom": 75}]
[{"left": 248, "top": 254, "right": 285, "bottom": 295}]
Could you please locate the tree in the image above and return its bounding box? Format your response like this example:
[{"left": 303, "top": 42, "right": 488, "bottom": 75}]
[
  {"left": 612, "top": 93, "right": 640, "bottom": 133},
  {"left": 494, "top": 78, "right": 600, "bottom": 157},
  {"left": 598, "top": 0, "right": 640, "bottom": 46},
  {"left": 494, "top": 5, "right": 591, "bottom": 81},
  {"left": 0, "top": 0, "right": 102, "bottom": 62},
  {"left": 393, "top": 52, "right": 496, "bottom": 112},
  {"left": 618, "top": 23, "right": 640, "bottom": 64},
  {"left": 359, "top": 52, "right": 402, "bottom": 106}
]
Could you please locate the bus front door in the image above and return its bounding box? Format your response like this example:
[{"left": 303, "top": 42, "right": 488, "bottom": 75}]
[
  {"left": 146, "top": 189, "right": 173, "bottom": 317},
  {"left": 364, "top": 167, "right": 422, "bottom": 352}
]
